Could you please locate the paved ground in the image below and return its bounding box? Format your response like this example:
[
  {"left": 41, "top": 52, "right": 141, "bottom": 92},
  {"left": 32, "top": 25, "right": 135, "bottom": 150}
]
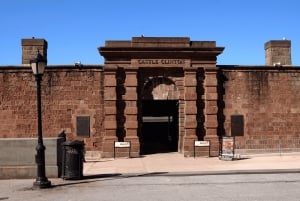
[
  {"left": 83, "top": 152, "right": 300, "bottom": 176},
  {"left": 0, "top": 152, "right": 299, "bottom": 201}
]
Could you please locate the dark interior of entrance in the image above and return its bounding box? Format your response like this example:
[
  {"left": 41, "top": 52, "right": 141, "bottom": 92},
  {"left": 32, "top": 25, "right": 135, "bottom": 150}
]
[{"left": 141, "top": 100, "right": 179, "bottom": 154}]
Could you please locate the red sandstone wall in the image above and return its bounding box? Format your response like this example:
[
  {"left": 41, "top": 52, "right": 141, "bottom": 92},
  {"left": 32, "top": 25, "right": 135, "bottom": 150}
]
[
  {"left": 2, "top": 65, "right": 300, "bottom": 153},
  {"left": 221, "top": 68, "right": 300, "bottom": 151},
  {"left": 0, "top": 66, "right": 104, "bottom": 151}
]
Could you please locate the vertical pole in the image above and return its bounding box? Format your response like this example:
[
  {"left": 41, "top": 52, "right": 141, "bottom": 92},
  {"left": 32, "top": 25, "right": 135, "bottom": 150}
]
[
  {"left": 208, "top": 140, "right": 211, "bottom": 157},
  {"left": 114, "top": 141, "right": 116, "bottom": 159},
  {"left": 129, "top": 141, "right": 131, "bottom": 158},
  {"left": 33, "top": 74, "right": 51, "bottom": 188},
  {"left": 194, "top": 140, "right": 196, "bottom": 158}
]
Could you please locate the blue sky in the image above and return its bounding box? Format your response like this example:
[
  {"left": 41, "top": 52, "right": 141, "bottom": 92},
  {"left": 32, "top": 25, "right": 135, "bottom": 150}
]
[{"left": 1, "top": 0, "right": 300, "bottom": 65}]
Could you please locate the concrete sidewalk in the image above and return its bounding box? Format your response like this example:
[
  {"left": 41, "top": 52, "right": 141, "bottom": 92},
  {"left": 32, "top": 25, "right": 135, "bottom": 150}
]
[
  {"left": 0, "top": 152, "right": 299, "bottom": 201},
  {"left": 0, "top": 153, "right": 299, "bottom": 201},
  {"left": 83, "top": 152, "right": 300, "bottom": 176}
]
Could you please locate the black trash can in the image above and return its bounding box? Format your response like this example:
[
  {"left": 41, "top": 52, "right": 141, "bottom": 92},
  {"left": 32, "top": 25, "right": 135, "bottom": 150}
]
[{"left": 62, "top": 140, "right": 85, "bottom": 180}]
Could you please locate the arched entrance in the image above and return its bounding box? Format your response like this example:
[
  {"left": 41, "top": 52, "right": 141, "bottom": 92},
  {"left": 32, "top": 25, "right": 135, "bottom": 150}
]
[
  {"left": 99, "top": 36, "right": 225, "bottom": 157},
  {"left": 140, "top": 77, "right": 180, "bottom": 154}
]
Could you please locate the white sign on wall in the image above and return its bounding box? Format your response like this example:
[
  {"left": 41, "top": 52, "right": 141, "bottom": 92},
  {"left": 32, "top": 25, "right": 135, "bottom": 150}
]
[
  {"left": 194, "top": 140, "right": 211, "bottom": 158},
  {"left": 114, "top": 141, "right": 131, "bottom": 148},
  {"left": 194, "top": 141, "right": 210, "bottom": 147}
]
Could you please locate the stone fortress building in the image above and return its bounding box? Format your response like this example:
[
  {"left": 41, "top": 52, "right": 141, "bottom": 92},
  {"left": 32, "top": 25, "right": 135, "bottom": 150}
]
[{"left": 1, "top": 37, "right": 300, "bottom": 162}]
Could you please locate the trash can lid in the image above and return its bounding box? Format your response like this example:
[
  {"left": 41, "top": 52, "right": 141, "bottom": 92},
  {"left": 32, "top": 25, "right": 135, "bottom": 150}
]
[{"left": 63, "top": 140, "right": 84, "bottom": 146}]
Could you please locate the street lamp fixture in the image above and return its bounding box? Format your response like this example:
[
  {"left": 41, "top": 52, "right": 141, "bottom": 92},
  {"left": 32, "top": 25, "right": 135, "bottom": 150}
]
[{"left": 30, "top": 50, "right": 51, "bottom": 188}]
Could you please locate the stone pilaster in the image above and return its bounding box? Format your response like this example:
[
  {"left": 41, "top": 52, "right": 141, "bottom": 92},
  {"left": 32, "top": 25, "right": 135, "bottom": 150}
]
[
  {"left": 183, "top": 68, "right": 198, "bottom": 156},
  {"left": 102, "top": 68, "right": 118, "bottom": 157},
  {"left": 204, "top": 67, "right": 219, "bottom": 156},
  {"left": 124, "top": 69, "right": 140, "bottom": 157}
]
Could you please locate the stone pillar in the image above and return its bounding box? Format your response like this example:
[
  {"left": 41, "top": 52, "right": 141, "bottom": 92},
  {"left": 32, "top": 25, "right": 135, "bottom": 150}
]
[
  {"left": 183, "top": 68, "right": 198, "bottom": 157},
  {"left": 102, "top": 67, "right": 118, "bottom": 157},
  {"left": 21, "top": 38, "right": 48, "bottom": 65},
  {"left": 124, "top": 68, "right": 140, "bottom": 157},
  {"left": 204, "top": 67, "right": 219, "bottom": 156},
  {"left": 265, "top": 40, "right": 291, "bottom": 66}
]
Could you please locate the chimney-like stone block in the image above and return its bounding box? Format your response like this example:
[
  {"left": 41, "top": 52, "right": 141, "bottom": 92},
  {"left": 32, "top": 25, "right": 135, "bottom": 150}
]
[
  {"left": 21, "top": 38, "right": 48, "bottom": 64},
  {"left": 264, "top": 40, "right": 291, "bottom": 66}
]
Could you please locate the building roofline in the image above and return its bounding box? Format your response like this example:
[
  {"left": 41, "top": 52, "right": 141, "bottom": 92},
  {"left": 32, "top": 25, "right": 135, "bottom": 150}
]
[
  {"left": 217, "top": 64, "right": 300, "bottom": 70},
  {"left": 0, "top": 64, "right": 104, "bottom": 72}
]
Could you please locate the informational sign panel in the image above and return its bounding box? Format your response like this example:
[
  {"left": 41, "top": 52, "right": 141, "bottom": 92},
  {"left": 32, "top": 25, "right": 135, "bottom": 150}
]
[
  {"left": 114, "top": 141, "right": 131, "bottom": 158},
  {"left": 220, "top": 136, "right": 235, "bottom": 161},
  {"left": 194, "top": 141, "right": 210, "bottom": 147},
  {"left": 194, "top": 140, "right": 211, "bottom": 158},
  {"left": 114, "top": 141, "right": 130, "bottom": 148}
]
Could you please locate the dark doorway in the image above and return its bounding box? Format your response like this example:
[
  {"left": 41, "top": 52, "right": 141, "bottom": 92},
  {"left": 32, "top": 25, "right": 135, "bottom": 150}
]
[{"left": 141, "top": 100, "right": 179, "bottom": 154}]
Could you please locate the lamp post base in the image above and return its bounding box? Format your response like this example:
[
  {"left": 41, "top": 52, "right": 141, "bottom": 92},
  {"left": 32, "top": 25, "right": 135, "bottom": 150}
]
[{"left": 33, "top": 177, "right": 51, "bottom": 189}]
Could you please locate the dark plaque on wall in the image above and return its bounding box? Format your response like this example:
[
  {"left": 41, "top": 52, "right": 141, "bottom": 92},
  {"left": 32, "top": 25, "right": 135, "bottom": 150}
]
[
  {"left": 231, "top": 115, "right": 244, "bottom": 136},
  {"left": 76, "top": 116, "right": 90, "bottom": 137}
]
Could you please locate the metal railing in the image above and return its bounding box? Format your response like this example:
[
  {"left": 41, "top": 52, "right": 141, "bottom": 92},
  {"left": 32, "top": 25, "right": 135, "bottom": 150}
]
[{"left": 234, "top": 136, "right": 300, "bottom": 155}]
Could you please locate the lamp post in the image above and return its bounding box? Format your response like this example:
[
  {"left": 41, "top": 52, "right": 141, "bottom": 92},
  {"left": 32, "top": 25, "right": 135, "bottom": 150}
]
[{"left": 30, "top": 50, "right": 51, "bottom": 188}]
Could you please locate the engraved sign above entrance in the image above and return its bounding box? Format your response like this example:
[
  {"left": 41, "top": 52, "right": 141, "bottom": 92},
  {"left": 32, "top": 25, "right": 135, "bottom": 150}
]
[{"left": 132, "top": 59, "right": 191, "bottom": 67}]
